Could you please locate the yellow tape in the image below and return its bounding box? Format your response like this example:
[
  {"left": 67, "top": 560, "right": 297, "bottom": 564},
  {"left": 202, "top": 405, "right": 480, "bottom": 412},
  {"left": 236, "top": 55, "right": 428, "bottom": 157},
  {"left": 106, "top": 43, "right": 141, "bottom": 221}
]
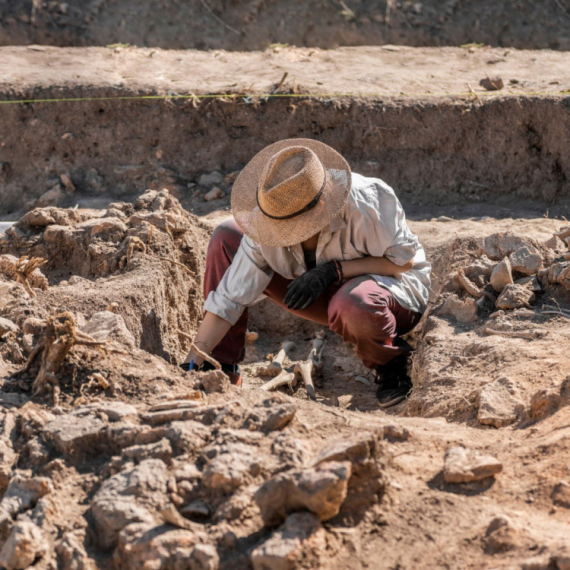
[{"left": 0, "top": 90, "right": 568, "bottom": 105}]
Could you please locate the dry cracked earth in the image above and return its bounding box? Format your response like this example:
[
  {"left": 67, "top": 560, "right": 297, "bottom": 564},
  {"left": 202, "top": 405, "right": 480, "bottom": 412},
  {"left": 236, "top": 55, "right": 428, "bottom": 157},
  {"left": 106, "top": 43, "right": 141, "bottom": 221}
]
[{"left": 1, "top": 183, "right": 570, "bottom": 570}]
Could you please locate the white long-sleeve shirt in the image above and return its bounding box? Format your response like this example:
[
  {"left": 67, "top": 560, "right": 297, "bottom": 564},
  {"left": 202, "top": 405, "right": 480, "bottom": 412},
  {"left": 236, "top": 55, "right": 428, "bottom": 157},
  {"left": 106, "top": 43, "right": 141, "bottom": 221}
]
[{"left": 204, "top": 173, "right": 431, "bottom": 325}]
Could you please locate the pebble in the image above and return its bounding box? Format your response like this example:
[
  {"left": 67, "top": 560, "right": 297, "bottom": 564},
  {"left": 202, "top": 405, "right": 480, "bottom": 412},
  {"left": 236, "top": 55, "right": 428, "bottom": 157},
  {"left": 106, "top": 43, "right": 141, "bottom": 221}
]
[
  {"left": 203, "top": 187, "right": 223, "bottom": 202},
  {"left": 479, "top": 76, "right": 504, "bottom": 90},
  {"left": 478, "top": 376, "right": 524, "bottom": 428},
  {"left": 198, "top": 171, "right": 223, "bottom": 187},
  {"left": 490, "top": 257, "right": 514, "bottom": 293},
  {"left": 443, "top": 446, "right": 503, "bottom": 483}
]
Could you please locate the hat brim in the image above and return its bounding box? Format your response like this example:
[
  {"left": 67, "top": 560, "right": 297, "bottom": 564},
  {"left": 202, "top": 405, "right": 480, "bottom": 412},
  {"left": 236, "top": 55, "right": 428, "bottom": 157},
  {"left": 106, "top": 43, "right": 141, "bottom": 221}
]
[{"left": 231, "top": 138, "right": 352, "bottom": 248}]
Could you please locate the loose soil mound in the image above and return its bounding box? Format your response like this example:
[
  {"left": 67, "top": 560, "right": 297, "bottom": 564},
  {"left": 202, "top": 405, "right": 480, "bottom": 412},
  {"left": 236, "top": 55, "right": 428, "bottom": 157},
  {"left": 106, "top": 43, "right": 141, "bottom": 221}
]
[
  {"left": 1, "top": 0, "right": 570, "bottom": 51},
  {"left": 1, "top": 193, "right": 570, "bottom": 569}
]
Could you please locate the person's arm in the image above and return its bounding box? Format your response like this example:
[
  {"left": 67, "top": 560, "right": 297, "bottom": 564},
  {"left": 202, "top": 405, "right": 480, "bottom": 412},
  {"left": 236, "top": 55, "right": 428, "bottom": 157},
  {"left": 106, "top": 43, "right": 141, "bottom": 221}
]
[
  {"left": 183, "top": 312, "right": 231, "bottom": 366},
  {"left": 341, "top": 256, "right": 414, "bottom": 279},
  {"left": 183, "top": 235, "right": 273, "bottom": 366}
]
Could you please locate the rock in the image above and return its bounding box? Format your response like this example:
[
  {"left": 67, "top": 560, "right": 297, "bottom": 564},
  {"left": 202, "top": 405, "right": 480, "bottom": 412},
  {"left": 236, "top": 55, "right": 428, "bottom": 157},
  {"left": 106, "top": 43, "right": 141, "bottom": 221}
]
[
  {"left": 495, "top": 284, "right": 535, "bottom": 310},
  {"left": 490, "top": 257, "right": 514, "bottom": 293},
  {"left": 91, "top": 459, "right": 169, "bottom": 549},
  {"left": 89, "top": 217, "right": 128, "bottom": 242},
  {"left": 0, "top": 317, "right": 19, "bottom": 336},
  {"left": 312, "top": 431, "right": 380, "bottom": 467},
  {"left": 530, "top": 388, "right": 562, "bottom": 420},
  {"left": 509, "top": 246, "right": 543, "bottom": 275},
  {"left": 56, "top": 530, "right": 96, "bottom": 570},
  {"left": 60, "top": 173, "right": 75, "bottom": 191},
  {"left": 479, "top": 76, "right": 504, "bottom": 90},
  {"left": 443, "top": 446, "right": 502, "bottom": 484},
  {"left": 254, "top": 461, "right": 351, "bottom": 525},
  {"left": 251, "top": 512, "right": 327, "bottom": 570},
  {"left": 35, "top": 184, "right": 64, "bottom": 207},
  {"left": 200, "top": 370, "right": 230, "bottom": 393},
  {"left": 0, "top": 475, "right": 53, "bottom": 520},
  {"left": 483, "top": 515, "right": 520, "bottom": 553},
  {"left": 552, "top": 481, "right": 570, "bottom": 508},
  {"left": 478, "top": 376, "right": 524, "bottom": 427},
  {"left": 463, "top": 255, "right": 496, "bottom": 286},
  {"left": 22, "top": 317, "right": 44, "bottom": 336},
  {"left": 73, "top": 401, "right": 138, "bottom": 422},
  {"left": 164, "top": 420, "right": 210, "bottom": 454},
  {"left": 543, "top": 262, "right": 570, "bottom": 291},
  {"left": 180, "top": 499, "right": 210, "bottom": 519},
  {"left": 0, "top": 522, "right": 48, "bottom": 570},
  {"left": 202, "top": 445, "right": 261, "bottom": 494},
  {"left": 439, "top": 294, "right": 478, "bottom": 323},
  {"left": 243, "top": 396, "right": 297, "bottom": 432},
  {"left": 203, "top": 187, "right": 223, "bottom": 202},
  {"left": 122, "top": 438, "right": 173, "bottom": 464},
  {"left": 198, "top": 171, "right": 223, "bottom": 187},
  {"left": 544, "top": 235, "right": 566, "bottom": 251},
  {"left": 484, "top": 232, "right": 528, "bottom": 260},
  {"left": 81, "top": 311, "right": 136, "bottom": 348},
  {"left": 114, "top": 523, "right": 208, "bottom": 570},
  {"left": 42, "top": 413, "right": 107, "bottom": 455},
  {"left": 516, "top": 275, "right": 542, "bottom": 293}
]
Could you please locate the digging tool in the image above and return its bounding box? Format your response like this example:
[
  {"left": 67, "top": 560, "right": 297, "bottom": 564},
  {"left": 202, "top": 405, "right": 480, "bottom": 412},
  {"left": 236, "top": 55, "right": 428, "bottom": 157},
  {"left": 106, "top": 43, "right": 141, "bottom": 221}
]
[
  {"left": 294, "top": 332, "right": 326, "bottom": 400},
  {"left": 258, "top": 341, "right": 296, "bottom": 377}
]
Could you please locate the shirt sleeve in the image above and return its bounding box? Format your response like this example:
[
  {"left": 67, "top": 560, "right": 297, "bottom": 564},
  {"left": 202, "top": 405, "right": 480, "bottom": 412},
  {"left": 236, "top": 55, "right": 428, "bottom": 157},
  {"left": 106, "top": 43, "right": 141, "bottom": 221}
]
[
  {"left": 203, "top": 235, "right": 274, "bottom": 325},
  {"left": 354, "top": 181, "right": 420, "bottom": 266}
]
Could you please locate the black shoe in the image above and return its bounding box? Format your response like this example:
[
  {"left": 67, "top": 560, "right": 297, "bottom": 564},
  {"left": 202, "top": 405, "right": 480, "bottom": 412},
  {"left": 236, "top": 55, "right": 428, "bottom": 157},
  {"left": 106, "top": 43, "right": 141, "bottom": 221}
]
[{"left": 374, "top": 355, "right": 412, "bottom": 409}]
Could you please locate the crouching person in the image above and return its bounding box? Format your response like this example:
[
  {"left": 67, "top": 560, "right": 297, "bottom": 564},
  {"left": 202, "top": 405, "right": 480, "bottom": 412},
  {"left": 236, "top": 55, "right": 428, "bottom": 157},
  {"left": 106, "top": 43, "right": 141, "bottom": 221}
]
[{"left": 181, "top": 139, "right": 431, "bottom": 408}]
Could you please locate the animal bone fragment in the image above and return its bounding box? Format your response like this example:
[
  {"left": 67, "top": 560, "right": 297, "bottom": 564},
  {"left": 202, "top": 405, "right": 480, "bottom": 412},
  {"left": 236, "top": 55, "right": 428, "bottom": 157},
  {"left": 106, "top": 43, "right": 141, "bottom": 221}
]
[
  {"left": 261, "top": 371, "right": 296, "bottom": 392},
  {"left": 482, "top": 326, "right": 545, "bottom": 340},
  {"left": 294, "top": 333, "right": 326, "bottom": 400},
  {"left": 457, "top": 269, "right": 483, "bottom": 298},
  {"left": 259, "top": 341, "right": 296, "bottom": 377}
]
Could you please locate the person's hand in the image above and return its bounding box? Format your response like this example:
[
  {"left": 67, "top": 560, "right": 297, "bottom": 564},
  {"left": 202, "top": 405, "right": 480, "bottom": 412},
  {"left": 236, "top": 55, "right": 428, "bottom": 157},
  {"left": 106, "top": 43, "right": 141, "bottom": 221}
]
[{"left": 283, "top": 261, "right": 341, "bottom": 310}]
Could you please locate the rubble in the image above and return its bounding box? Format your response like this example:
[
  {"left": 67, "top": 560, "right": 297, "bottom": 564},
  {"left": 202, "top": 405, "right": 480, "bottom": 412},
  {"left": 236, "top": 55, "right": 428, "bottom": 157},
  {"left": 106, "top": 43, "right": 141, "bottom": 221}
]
[
  {"left": 251, "top": 512, "right": 328, "bottom": 570},
  {"left": 438, "top": 294, "right": 478, "bottom": 323},
  {"left": 255, "top": 461, "right": 351, "bottom": 525},
  {"left": 495, "top": 283, "right": 535, "bottom": 310},
  {"left": 443, "top": 446, "right": 503, "bottom": 483},
  {"left": 490, "top": 257, "right": 514, "bottom": 292},
  {"left": 0, "top": 317, "right": 19, "bottom": 336},
  {"left": 0, "top": 521, "right": 48, "bottom": 570},
  {"left": 509, "top": 246, "right": 543, "bottom": 275},
  {"left": 478, "top": 376, "right": 524, "bottom": 427}
]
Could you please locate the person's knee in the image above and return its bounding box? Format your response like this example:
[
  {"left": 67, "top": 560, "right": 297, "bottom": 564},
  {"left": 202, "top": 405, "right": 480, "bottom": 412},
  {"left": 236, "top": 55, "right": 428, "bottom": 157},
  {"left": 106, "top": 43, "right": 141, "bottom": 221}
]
[{"left": 209, "top": 220, "right": 242, "bottom": 254}]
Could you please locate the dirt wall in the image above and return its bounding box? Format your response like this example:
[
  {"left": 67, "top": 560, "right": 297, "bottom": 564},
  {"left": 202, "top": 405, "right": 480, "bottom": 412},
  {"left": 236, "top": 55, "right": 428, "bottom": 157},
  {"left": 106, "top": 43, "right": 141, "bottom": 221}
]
[
  {"left": 1, "top": 0, "right": 570, "bottom": 51},
  {"left": 1, "top": 91, "right": 570, "bottom": 216}
]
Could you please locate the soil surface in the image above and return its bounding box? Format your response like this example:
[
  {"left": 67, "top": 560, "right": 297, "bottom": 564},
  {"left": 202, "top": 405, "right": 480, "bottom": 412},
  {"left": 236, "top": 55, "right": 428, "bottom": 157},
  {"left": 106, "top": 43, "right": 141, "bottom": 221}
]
[
  {"left": 0, "top": 46, "right": 569, "bottom": 218},
  {"left": 1, "top": 0, "right": 570, "bottom": 51},
  {"left": 1, "top": 192, "right": 570, "bottom": 570}
]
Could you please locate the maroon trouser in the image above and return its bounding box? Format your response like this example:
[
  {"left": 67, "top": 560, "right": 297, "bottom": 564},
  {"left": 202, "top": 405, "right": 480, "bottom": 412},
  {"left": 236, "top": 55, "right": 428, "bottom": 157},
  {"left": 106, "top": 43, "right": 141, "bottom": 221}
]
[{"left": 205, "top": 220, "right": 422, "bottom": 369}]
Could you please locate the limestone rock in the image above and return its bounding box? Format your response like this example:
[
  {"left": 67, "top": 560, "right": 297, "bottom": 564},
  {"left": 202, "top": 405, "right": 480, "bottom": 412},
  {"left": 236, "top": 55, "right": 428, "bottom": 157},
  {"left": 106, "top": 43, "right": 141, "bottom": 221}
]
[
  {"left": 243, "top": 396, "right": 297, "bottom": 432},
  {"left": 36, "top": 184, "right": 64, "bottom": 208},
  {"left": 483, "top": 232, "right": 527, "bottom": 260},
  {"left": 251, "top": 512, "right": 327, "bottom": 570},
  {"left": 443, "top": 446, "right": 502, "bottom": 484},
  {"left": 81, "top": 311, "right": 135, "bottom": 348},
  {"left": 509, "top": 246, "right": 543, "bottom": 275},
  {"left": 543, "top": 262, "right": 570, "bottom": 291},
  {"left": 490, "top": 257, "right": 514, "bottom": 293},
  {"left": 42, "top": 413, "right": 107, "bottom": 455},
  {"left": 0, "top": 475, "right": 53, "bottom": 521},
  {"left": 0, "top": 522, "right": 48, "bottom": 570},
  {"left": 483, "top": 515, "right": 520, "bottom": 553},
  {"left": 0, "top": 317, "right": 19, "bottom": 336},
  {"left": 89, "top": 217, "right": 128, "bottom": 241},
  {"left": 73, "top": 401, "right": 138, "bottom": 422},
  {"left": 495, "top": 284, "right": 535, "bottom": 310},
  {"left": 552, "top": 481, "right": 570, "bottom": 508},
  {"left": 198, "top": 171, "right": 223, "bottom": 187},
  {"left": 544, "top": 235, "right": 565, "bottom": 252},
  {"left": 200, "top": 370, "right": 230, "bottom": 393},
  {"left": 203, "top": 187, "right": 223, "bottom": 202},
  {"left": 122, "top": 438, "right": 173, "bottom": 464},
  {"left": 439, "top": 294, "right": 478, "bottom": 323},
  {"left": 114, "top": 523, "right": 209, "bottom": 570},
  {"left": 56, "top": 530, "right": 97, "bottom": 570},
  {"left": 313, "top": 431, "right": 380, "bottom": 467},
  {"left": 91, "top": 459, "right": 169, "bottom": 549},
  {"left": 254, "top": 461, "right": 351, "bottom": 525},
  {"left": 202, "top": 445, "right": 261, "bottom": 494},
  {"left": 463, "top": 256, "right": 496, "bottom": 287},
  {"left": 530, "top": 387, "right": 563, "bottom": 420},
  {"left": 478, "top": 376, "right": 524, "bottom": 427}
]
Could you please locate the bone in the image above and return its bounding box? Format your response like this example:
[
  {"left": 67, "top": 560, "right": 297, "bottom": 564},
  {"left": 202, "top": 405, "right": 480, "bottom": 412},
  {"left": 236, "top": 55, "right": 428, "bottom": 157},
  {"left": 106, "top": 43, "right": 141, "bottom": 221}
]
[
  {"left": 457, "top": 269, "right": 483, "bottom": 298},
  {"left": 261, "top": 371, "right": 296, "bottom": 391},
  {"left": 294, "top": 333, "right": 326, "bottom": 400},
  {"left": 259, "top": 341, "right": 296, "bottom": 377}
]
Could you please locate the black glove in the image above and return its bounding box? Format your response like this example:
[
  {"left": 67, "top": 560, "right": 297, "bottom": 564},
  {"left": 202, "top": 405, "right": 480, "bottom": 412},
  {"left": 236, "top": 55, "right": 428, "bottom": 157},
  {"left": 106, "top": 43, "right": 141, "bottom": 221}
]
[{"left": 283, "top": 261, "right": 341, "bottom": 311}]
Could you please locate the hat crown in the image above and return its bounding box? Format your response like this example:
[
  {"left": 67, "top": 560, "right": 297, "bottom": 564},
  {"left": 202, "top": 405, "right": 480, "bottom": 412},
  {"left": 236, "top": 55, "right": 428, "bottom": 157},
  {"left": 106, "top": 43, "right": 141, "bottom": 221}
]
[{"left": 257, "top": 146, "right": 326, "bottom": 220}]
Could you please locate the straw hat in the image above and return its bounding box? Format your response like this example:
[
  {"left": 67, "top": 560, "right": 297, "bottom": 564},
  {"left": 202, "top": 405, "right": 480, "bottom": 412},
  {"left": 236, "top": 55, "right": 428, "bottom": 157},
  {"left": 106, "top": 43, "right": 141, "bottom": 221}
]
[{"left": 231, "top": 138, "right": 352, "bottom": 248}]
